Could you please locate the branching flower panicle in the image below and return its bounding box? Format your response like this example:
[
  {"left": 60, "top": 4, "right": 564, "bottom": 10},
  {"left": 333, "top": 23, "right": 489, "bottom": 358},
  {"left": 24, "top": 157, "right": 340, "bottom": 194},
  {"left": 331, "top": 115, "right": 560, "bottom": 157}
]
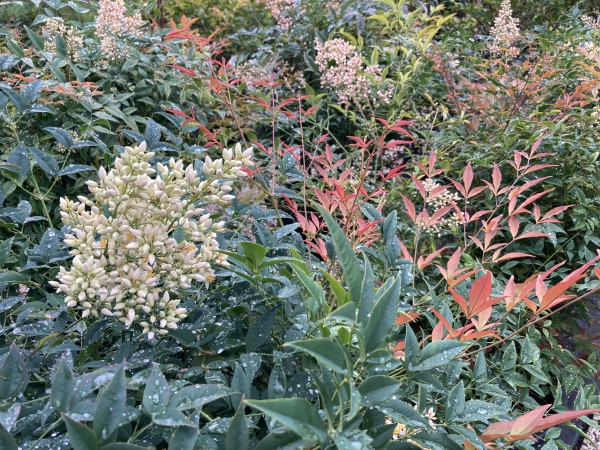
[
  {"left": 51, "top": 142, "right": 254, "bottom": 338},
  {"left": 489, "top": 0, "right": 521, "bottom": 55},
  {"left": 315, "top": 38, "right": 392, "bottom": 107},
  {"left": 95, "top": 0, "right": 144, "bottom": 62}
]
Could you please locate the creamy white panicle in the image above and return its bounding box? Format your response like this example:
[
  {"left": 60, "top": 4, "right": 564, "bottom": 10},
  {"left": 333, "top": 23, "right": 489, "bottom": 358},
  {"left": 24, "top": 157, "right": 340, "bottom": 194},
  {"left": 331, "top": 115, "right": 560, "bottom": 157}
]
[{"left": 50, "top": 142, "right": 253, "bottom": 338}]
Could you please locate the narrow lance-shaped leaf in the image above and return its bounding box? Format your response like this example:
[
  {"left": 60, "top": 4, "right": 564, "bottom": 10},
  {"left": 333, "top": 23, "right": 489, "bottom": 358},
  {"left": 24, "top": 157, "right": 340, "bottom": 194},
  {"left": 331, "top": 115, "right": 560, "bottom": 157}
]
[{"left": 315, "top": 205, "right": 363, "bottom": 305}]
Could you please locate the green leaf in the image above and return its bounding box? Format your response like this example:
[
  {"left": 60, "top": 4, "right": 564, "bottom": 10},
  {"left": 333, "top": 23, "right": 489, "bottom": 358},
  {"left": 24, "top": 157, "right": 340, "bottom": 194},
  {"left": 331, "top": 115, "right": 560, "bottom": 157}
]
[
  {"left": 364, "top": 275, "right": 402, "bottom": 352},
  {"left": 63, "top": 415, "right": 98, "bottom": 450},
  {"left": 316, "top": 206, "right": 362, "bottom": 305},
  {"left": 153, "top": 407, "right": 194, "bottom": 427},
  {"left": 143, "top": 364, "right": 170, "bottom": 416},
  {"left": 55, "top": 34, "right": 67, "bottom": 58},
  {"left": 358, "top": 255, "right": 374, "bottom": 329},
  {"left": 408, "top": 341, "right": 467, "bottom": 372},
  {"left": 445, "top": 381, "right": 465, "bottom": 421},
  {"left": 239, "top": 241, "right": 267, "bottom": 269},
  {"left": 289, "top": 264, "right": 325, "bottom": 313},
  {"left": 0, "top": 343, "right": 28, "bottom": 401},
  {"left": 455, "top": 400, "right": 509, "bottom": 422},
  {"left": 255, "top": 428, "right": 305, "bottom": 450},
  {"left": 102, "top": 445, "right": 153, "bottom": 450},
  {"left": 267, "top": 361, "right": 286, "bottom": 399},
  {"left": 226, "top": 403, "right": 249, "bottom": 450},
  {"left": 169, "top": 425, "right": 198, "bottom": 450},
  {"left": 93, "top": 363, "right": 126, "bottom": 441},
  {"left": 502, "top": 342, "right": 517, "bottom": 371},
  {"left": 44, "top": 127, "right": 74, "bottom": 148},
  {"left": 411, "top": 431, "right": 463, "bottom": 450},
  {"left": 520, "top": 335, "right": 540, "bottom": 364},
  {"left": 474, "top": 352, "right": 487, "bottom": 383},
  {"left": 167, "top": 384, "right": 234, "bottom": 411},
  {"left": 7, "top": 143, "right": 30, "bottom": 177},
  {"left": 286, "top": 338, "right": 349, "bottom": 374},
  {"left": 358, "top": 376, "right": 401, "bottom": 406},
  {"left": 317, "top": 267, "right": 348, "bottom": 305},
  {"left": 0, "top": 423, "right": 17, "bottom": 450},
  {"left": 59, "top": 164, "right": 96, "bottom": 176},
  {"left": 326, "top": 302, "right": 356, "bottom": 323},
  {"left": 246, "top": 307, "right": 277, "bottom": 352},
  {"left": 24, "top": 26, "right": 45, "bottom": 51},
  {"left": 29, "top": 147, "right": 59, "bottom": 177},
  {"left": 6, "top": 40, "right": 24, "bottom": 59},
  {"left": 0, "top": 238, "right": 13, "bottom": 269},
  {"left": 378, "top": 400, "right": 432, "bottom": 429},
  {"left": 245, "top": 398, "right": 328, "bottom": 443},
  {"left": 52, "top": 357, "right": 74, "bottom": 412}
]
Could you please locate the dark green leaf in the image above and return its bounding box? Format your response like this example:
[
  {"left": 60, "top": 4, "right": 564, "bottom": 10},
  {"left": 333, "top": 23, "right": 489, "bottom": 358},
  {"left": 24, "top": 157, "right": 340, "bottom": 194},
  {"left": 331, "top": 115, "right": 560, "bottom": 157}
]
[
  {"left": 93, "top": 363, "right": 126, "bottom": 441},
  {"left": 358, "top": 376, "right": 401, "bottom": 406},
  {"left": 153, "top": 407, "right": 194, "bottom": 427},
  {"left": 169, "top": 425, "right": 198, "bottom": 450},
  {"left": 239, "top": 241, "right": 267, "bottom": 269},
  {"left": 225, "top": 403, "right": 249, "bottom": 450},
  {"left": 358, "top": 255, "right": 374, "bottom": 329},
  {"left": 246, "top": 307, "right": 277, "bottom": 351},
  {"left": 408, "top": 341, "right": 467, "bottom": 372},
  {"left": 59, "top": 164, "right": 96, "bottom": 176},
  {"left": 364, "top": 275, "right": 402, "bottom": 352},
  {"left": 63, "top": 415, "right": 98, "bottom": 450},
  {"left": 286, "top": 338, "right": 349, "bottom": 374},
  {"left": 7, "top": 143, "right": 29, "bottom": 177},
  {"left": 245, "top": 398, "right": 328, "bottom": 443},
  {"left": 52, "top": 357, "right": 74, "bottom": 412},
  {"left": 30, "top": 147, "right": 59, "bottom": 177},
  {"left": 378, "top": 400, "right": 432, "bottom": 429},
  {"left": 445, "top": 381, "right": 465, "bottom": 422},
  {"left": 24, "top": 26, "right": 45, "bottom": 51},
  {"left": 0, "top": 238, "right": 13, "bottom": 269},
  {"left": 411, "top": 431, "right": 463, "bottom": 450},
  {"left": 0, "top": 344, "right": 28, "bottom": 401},
  {"left": 167, "top": 384, "right": 234, "bottom": 411},
  {"left": 0, "top": 423, "right": 17, "bottom": 450},
  {"left": 143, "top": 364, "right": 170, "bottom": 416},
  {"left": 316, "top": 206, "right": 362, "bottom": 305}
]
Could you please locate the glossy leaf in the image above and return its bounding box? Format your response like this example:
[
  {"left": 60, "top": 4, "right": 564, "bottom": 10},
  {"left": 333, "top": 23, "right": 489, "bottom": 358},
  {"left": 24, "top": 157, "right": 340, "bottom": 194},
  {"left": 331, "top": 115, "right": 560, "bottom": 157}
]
[
  {"left": 93, "top": 363, "right": 126, "bottom": 441},
  {"left": 143, "top": 364, "right": 170, "bottom": 416},
  {"left": 63, "top": 415, "right": 98, "bottom": 450}
]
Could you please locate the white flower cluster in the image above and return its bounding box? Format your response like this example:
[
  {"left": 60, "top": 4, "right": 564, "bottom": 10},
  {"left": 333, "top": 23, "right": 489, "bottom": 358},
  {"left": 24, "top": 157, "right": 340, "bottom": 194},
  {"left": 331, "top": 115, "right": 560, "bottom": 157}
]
[
  {"left": 420, "top": 178, "right": 464, "bottom": 235},
  {"left": 582, "top": 15, "right": 599, "bottom": 29},
  {"left": 50, "top": 142, "right": 253, "bottom": 339},
  {"left": 56, "top": 130, "right": 81, "bottom": 154},
  {"left": 488, "top": 0, "right": 521, "bottom": 55},
  {"left": 43, "top": 18, "right": 84, "bottom": 60},
  {"left": 95, "top": 0, "right": 144, "bottom": 62},
  {"left": 264, "top": 0, "right": 295, "bottom": 30},
  {"left": 315, "top": 38, "right": 392, "bottom": 107}
]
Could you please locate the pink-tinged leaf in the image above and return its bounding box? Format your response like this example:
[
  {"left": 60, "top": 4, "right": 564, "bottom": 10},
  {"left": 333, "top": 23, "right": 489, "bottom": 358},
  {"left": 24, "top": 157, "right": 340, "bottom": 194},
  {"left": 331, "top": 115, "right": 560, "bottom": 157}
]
[
  {"left": 396, "top": 312, "right": 420, "bottom": 326},
  {"left": 496, "top": 252, "right": 533, "bottom": 262},
  {"left": 508, "top": 177, "right": 552, "bottom": 200},
  {"left": 467, "top": 185, "right": 487, "bottom": 199},
  {"left": 428, "top": 151, "right": 437, "bottom": 174},
  {"left": 467, "top": 210, "right": 493, "bottom": 223},
  {"left": 541, "top": 255, "right": 600, "bottom": 310},
  {"left": 417, "top": 247, "right": 447, "bottom": 270},
  {"left": 531, "top": 136, "right": 544, "bottom": 155},
  {"left": 449, "top": 288, "right": 469, "bottom": 316},
  {"left": 474, "top": 306, "right": 492, "bottom": 330},
  {"left": 429, "top": 307, "right": 454, "bottom": 335},
  {"left": 410, "top": 175, "right": 427, "bottom": 200},
  {"left": 431, "top": 322, "right": 444, "bottom": 341},
  {"left": 504, "top": 276, "right": 518, "bottom": 311},
  {"left": 523, "top": 164, "right": 556, "bottom": 175},
  {"left": 542, "top": 205, "right": 571, "bottom": 221},
  {"left": 450, "top": 179, "right": 466, "bottom": 197},
  {"left": 514, "top": 189, "right": 555, "bottom": 214},
  {"left": 463, "top": 163, "right": 474, "bottom": 195},
  {"left": 515, "top": 232, "right": 549, "bottom": 240},
  {"left": 399, "top": 240, "right": 413, "bottom": 261},
  {"left": 535, "top": 275, "right": 547, "bottom": 303},
  {"left": 427, "top": 185, "right": 448, "bottom": 200},
  {"left": 508, "top": 216, "right": 519, "bottom": 239},
  {"left": 429, "top": 205, "right": 453, "bottom": 225},
  {"left": 447, "top": 247, "right": 462, "bottom": 278},
  {"left": 512, "top": 405, "right": 552, "bottom": 436},
  {"left": 469, "top": 272, "right": 492, "bottom": 316},
  {"left": 402, "top": 196, "right": 416, "bottom": 223},
  {"left": 469, "top": 236, "right": 484, "bottom": 251},
  {"left": 514, "top": 150, "right": 522, "bottom": 171},
  {"left": 492, "top": 164, "right": 502, "bottom": 193},
  {"left": 531, "top": 409, "right": 600, "bottom": 434}
]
